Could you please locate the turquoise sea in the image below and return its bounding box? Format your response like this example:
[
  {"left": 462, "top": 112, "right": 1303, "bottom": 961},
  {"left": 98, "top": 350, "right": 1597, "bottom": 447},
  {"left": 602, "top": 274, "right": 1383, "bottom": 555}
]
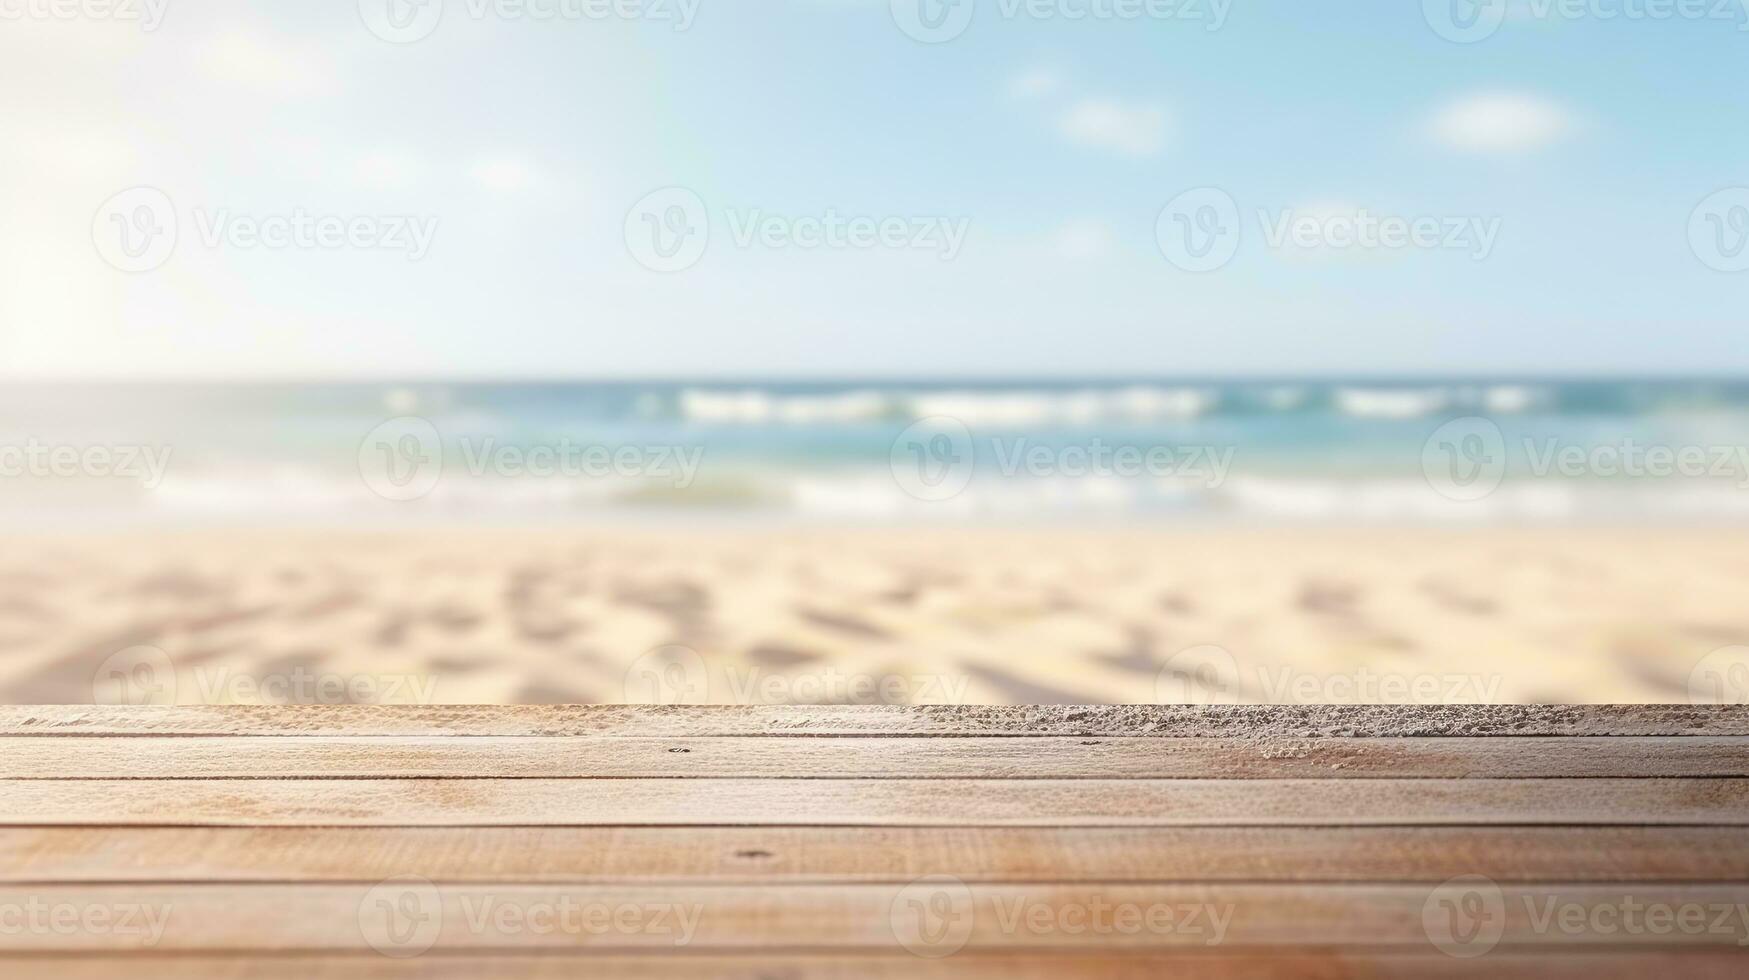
[{"left": 4, "top": 379, "right": 1749, "bottom": 524}]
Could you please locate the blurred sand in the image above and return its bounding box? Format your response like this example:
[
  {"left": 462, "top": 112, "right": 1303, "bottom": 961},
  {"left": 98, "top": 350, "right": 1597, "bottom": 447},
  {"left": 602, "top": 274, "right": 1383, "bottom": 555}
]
[{"left": 2, "top": 526, "right": 1746, "bottom": 705}]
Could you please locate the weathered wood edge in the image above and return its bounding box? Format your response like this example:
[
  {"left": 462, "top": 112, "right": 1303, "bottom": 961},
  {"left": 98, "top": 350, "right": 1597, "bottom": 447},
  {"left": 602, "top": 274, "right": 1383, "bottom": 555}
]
[
  {"left": 3, "top": 705, "right": 1745, "bottom": 737},
  {"left": 0, "top": 952, "right": 1745, "bottom": 980},
  {"left": 8, "top": 735, "right": 1749, "bottom": 779},
  {"left": 4, "top": 883, "right": 1749, "bottom": 951},
  {"left": 7, "top": 777, "right": 1747, "bottom": 827},
  {"left": 9, "top": 826, "right": 1749, "bottom": 883}
]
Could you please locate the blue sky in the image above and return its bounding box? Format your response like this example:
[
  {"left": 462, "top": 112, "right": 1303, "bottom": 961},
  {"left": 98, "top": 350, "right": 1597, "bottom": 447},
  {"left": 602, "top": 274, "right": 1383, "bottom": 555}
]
[{"left": 1, "top": 0, "right": 1746, "bottom": 379}]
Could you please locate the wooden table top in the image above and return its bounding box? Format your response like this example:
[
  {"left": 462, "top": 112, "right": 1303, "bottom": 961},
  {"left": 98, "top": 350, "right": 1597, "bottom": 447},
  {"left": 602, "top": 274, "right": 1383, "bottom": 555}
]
[{"left": 2, "top": 705, "right": 1747, "bottom": 977}]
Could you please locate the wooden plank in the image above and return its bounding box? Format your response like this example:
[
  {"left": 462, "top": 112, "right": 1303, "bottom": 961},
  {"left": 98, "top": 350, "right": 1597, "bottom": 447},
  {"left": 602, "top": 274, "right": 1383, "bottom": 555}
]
[
  {"left": 6, "top": 826, "right": 1748, "bottom": 883},
  {"left": 4, "top": 778, "right": 1746, "bottom": 827},
  {"left": 7, "top": 735, "right": 1748, "bottom": 779},
  {"left": 2, "top": 883, "right": 1747, "bottom": 952},
  {"left": 4, "top": 705, "right": 1745, "bottom": 738},
  {"left": 3, "top": 952, "right": 1747, "bottom": 980}
]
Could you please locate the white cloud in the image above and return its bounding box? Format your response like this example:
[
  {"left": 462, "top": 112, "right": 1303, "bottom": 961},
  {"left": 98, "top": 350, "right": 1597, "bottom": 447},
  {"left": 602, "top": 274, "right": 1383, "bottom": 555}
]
[
  {"left": 12, "top": 130, "right": 138, "bottom": 182},
  {"left": 354, "top": 151, "right": 424, "bottom": 190},
  {"left": 470, "top": 156, "right": 533, "bottom": 192},
  {"left": 198, "top": 34, "right": 336, "bottom": 98},
  {"left": 1053, "top": 219, "right": 1115, "bottom": 260},
  {"left": 1058, "top": 99, "right": 1167, "bottom": 157},
  {"left": 1426, "top": 92, "right": 1574, "bottom": 153},
  {"left": 1007, "top": 68, "right": 1062, "bottom": 100}
]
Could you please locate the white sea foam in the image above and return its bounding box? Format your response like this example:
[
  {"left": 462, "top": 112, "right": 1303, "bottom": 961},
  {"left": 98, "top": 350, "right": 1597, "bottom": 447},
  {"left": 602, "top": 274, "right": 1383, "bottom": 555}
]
[
  {"left": 1484, "top": 385, "right": 1540, "bottom": 414},
  {"left": 1334, "top": 387, "right": 1450, "bottom": 419},
  {"left": 1261, "top": 386, "right": 1308, "bottom": 411},
  {"left": 679, "top": 389, "right": 892, "bottom": 425},
  {"left": 679, "top": 387, "right": 1216, "bottom": 427}
]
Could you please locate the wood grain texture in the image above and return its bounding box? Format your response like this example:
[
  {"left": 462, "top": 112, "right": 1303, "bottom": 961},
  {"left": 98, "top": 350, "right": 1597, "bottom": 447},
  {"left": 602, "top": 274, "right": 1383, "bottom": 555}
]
[
  {"left": 7, "top": 705, "right": 1749, "bottom": 975},
  {"left": 5, "top": 953, "right": 1748, "bottom": 980},
  {"left": 5, "top": 777, "right": 1747, "bottom": 827},
  {"left": 8, "top": 735, "right": 1748, "bottom": 779},
  {"left": 6, "top": 826, "right": 1747, "bottom": 883},
  {"left": 3, "top": 883, "right": 1748, "bottom": 952},
  {"left": 5, "top": 704, "right": 1745, "bottom": 738}
]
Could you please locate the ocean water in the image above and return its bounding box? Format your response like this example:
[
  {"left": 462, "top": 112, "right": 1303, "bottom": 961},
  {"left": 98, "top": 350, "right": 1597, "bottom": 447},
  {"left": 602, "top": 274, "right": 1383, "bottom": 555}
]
[{"left": 3, "top": 379, "right": 1749, "bottom": 524}]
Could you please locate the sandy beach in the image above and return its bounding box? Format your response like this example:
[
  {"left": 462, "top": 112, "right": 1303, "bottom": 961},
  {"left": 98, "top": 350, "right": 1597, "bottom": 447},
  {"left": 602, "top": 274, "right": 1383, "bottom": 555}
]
[{"left": 1, "top": 526, "right": 1744, "bottom": 706}]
